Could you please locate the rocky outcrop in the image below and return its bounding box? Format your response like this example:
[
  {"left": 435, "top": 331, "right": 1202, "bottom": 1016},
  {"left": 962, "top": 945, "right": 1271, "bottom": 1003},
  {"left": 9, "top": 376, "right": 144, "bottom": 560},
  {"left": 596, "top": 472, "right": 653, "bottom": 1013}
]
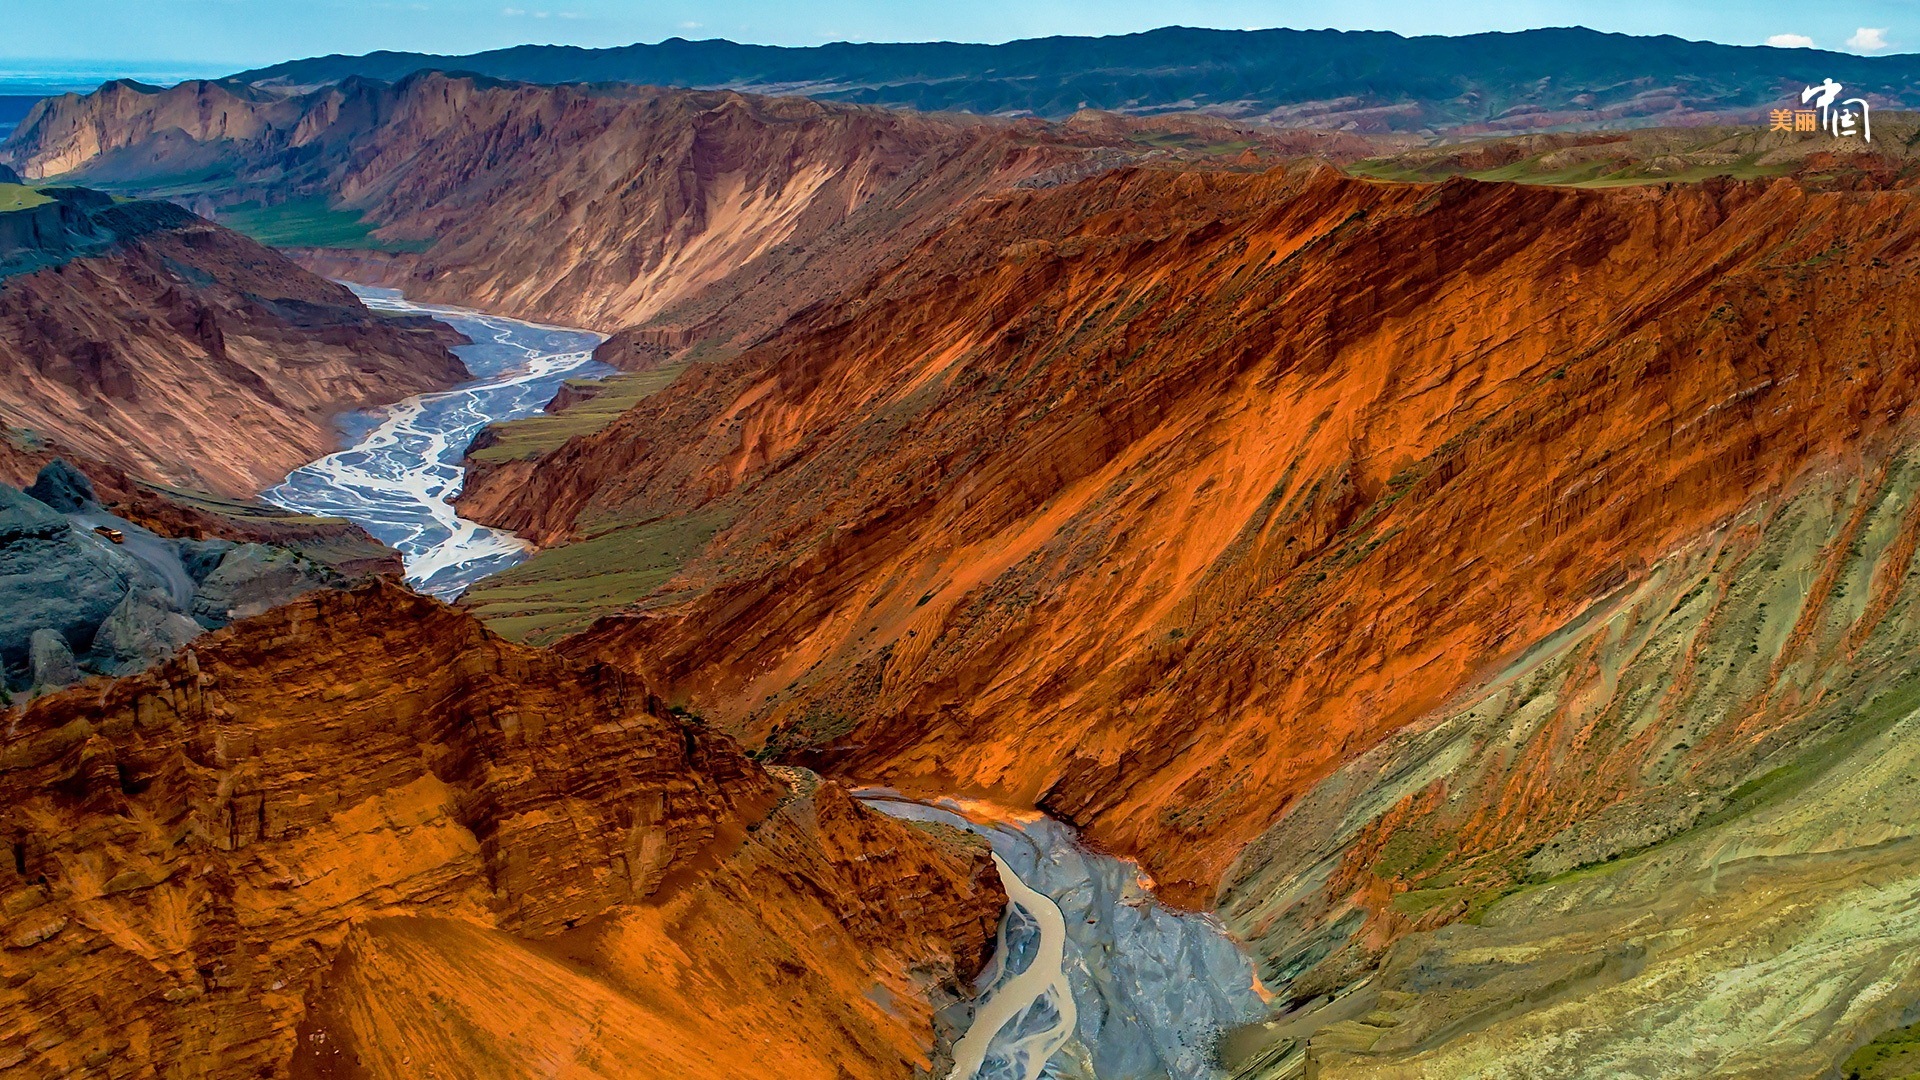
[
  {"left": 24, "top": 628, "right": 76, "bottom": 692},
  {"left": 1, "top": 462, "right": 349, "bottom": 694},
  {"left": 20, "top": 458, "right": 94, "bottom": 512},
  {"left": 542, "top": 378, "right": 605, "bottom": 413},
  {"left": 185, "top": 544, "right": 329, "bottom": 624},
  {"left": 91, "top": 584, "right": 202, "bottom": 672},
  {"left": 0, "top": 581, "right": 1000, "bottom": 1079},
  {"left": 0, "top": 437, "right": 403, "bottom": 580},
  {"left": 0, "top": 482, "right": 144, "bottom": 672},
  {"left": 0, "top": 186, "right": 468, "bottom": 495}
]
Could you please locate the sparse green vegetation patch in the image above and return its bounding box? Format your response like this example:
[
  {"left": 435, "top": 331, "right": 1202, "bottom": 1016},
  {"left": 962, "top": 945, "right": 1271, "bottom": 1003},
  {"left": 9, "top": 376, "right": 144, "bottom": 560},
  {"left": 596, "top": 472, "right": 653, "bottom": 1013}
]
[
  {"left": 466, "top": 365, "right": 688, "bottom": 464},
  {"left": 1347, "top": 150, "right": 1797, "bottom": 189},
  {"left": 1387, "top": 884, "right": 1477, "bottom": 917},
  {"left": 1126, "top": 131, "right": 1258, "bottom": 156},
  {"left": 0, "top": 183, "right": 52, "bottom": 213},
  {"left": 141, "top": 480, "right": 344, "bottom": 526},
  {"left": 459, "top": 507, "right": 729, "bottom": 644},
  {"left": 1845, "top": 1017, "right": 1920, "bottom": 1079},
  {"left": 757, "top": 704, "right": 860, "bottom": 761},
  {"left": 1373, "top": 830, "right": 1456, "bottom": 879},
  {"left": 217, "top": 197, "right": 432, "bottom": 252}
]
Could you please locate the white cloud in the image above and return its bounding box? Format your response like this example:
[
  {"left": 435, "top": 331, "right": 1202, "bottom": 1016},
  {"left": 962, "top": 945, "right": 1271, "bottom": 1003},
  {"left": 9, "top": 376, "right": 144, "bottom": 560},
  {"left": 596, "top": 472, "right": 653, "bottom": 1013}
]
[
  {"left": 1848, "top": 27, "right": 1892, "bottom": 52},
  {"left": 679, "top": 21, "right": 704, "bottom": 30},
  {"left": 1767, "top": 33, "right": 1815, "bottom": 49}
]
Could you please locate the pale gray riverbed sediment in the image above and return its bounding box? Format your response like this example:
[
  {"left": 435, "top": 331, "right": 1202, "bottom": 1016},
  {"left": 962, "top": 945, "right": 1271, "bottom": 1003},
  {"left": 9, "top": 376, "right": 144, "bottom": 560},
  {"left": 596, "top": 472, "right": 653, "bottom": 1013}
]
[
  {"left": 260, "top": 288, "right": 1261, "bottom": 1079},
  {"left": 860, "top": 794, "right": 1266, "bottom": 1080},
  {"left": 263, "top": 285, "right": 611, "bottom": 599}
]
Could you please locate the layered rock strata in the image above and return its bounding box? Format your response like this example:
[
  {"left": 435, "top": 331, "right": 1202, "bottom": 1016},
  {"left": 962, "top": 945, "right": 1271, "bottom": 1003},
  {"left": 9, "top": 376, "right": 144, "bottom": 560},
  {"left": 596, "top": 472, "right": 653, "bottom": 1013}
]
[
  {"left": 453, "top": 165, "right": 1920, "bottom": 917},
  {"left": 0, "top": 582, "right": 1001, "bottom": 1078},
  {"left": 0, "top": 187, "right": 466, "bottom": 495}
]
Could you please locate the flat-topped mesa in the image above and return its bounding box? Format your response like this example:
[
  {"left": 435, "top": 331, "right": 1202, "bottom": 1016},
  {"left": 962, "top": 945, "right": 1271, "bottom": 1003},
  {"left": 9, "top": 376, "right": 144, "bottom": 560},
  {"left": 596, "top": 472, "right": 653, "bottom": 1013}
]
[
  {"left": 453, "top": 161, "right": 1920, "bottom": 908},
  {"left": 0, "top": 581, "right": 1002, "bottom": 1078}
]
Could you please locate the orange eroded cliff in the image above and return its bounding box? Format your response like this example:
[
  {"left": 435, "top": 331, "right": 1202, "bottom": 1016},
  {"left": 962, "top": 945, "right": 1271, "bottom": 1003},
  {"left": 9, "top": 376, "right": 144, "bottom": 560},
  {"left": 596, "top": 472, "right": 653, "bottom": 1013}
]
[
  {"left": 295, "top": 782, "right": 1003, "bottom": 1080},
  {"left": 460, "top": 164, "right": 1920, "bottom": 905},
  {"left": 0, "top": 582, "right": 1001, "bottom": 1078}
]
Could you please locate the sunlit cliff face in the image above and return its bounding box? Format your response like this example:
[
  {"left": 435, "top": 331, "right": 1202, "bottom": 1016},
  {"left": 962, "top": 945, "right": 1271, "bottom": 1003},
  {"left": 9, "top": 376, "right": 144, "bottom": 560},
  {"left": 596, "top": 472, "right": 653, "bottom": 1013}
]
[
  {"left": 0, "top": 582, "right": 1005, "bottom": 1079},
  {"left": 461, "top": 164, "right": 1920, "bottom": 911},
  {"left": 13, "top": 39, "right": 1920, "bottom": 1080}
]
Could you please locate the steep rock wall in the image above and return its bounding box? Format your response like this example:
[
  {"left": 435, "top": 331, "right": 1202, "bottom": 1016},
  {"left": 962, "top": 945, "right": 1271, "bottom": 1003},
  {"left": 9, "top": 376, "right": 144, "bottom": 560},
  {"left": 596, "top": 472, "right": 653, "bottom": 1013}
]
[
  {"left": 0, "top": 582, "right": 999, "bottom": 1078},
  {"left": 0, "top": 194, "right": 466, "bottom": 495},
  {"left": 459, "top": 165, "right": 1920, "bottom": 908}
]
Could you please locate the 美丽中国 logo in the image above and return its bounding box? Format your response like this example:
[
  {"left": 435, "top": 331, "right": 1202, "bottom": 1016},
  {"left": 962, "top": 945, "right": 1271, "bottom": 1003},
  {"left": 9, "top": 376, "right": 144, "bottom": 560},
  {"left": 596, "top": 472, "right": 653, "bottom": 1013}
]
[{"left": 1770, "top": 79, "right": 1872, "bottom": 141}]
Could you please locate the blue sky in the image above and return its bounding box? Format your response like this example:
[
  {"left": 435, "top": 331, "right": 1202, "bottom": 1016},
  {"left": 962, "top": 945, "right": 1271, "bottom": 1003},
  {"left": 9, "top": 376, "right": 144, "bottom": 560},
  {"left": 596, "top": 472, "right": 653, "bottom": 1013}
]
[{"left": 1, "top": 0, "right": 1916, "bottom": 70}]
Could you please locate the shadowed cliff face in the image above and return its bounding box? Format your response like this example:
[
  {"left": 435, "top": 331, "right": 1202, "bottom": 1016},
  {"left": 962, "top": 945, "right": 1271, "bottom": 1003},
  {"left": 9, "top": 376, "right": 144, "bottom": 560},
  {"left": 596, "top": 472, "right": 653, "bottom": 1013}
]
[
  {"left": 1, "top": 77, "right": 1335, "bottom": 348},
  {"left": 0, "top": 582, "right": 1002, "bottom": 1079},
  {"left": 0, "top": 192, "right": 467, "bottom": 496},
  {"left": 454, "top": 163, "right": 1920, "bottom": 911}
]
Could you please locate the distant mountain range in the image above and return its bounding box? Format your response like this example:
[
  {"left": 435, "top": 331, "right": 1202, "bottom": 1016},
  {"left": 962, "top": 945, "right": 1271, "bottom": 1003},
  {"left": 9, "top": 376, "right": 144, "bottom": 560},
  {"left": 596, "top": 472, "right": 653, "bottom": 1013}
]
[{"left": 228, "top": 26, "right": 1920, "bottom": 133}]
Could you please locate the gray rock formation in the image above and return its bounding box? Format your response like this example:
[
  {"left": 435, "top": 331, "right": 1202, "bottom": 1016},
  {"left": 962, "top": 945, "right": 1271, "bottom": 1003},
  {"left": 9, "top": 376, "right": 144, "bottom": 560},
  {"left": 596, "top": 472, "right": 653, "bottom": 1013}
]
[
  {"left": 0, "top": 485, "right": 141, "bottom": 670},
  {"left": 27, "top": 628, "right": 79, "bottom": 694},
  {"left": 24, "top": 459, "right": 99, "bottom": 512},
  {"left": 177, "top": 537, "right": 237, "bottom": 583},
  {"left": 93, "top": 587, "right": 202, "bottom": 675},
  {"left": 4, "top": 466, "right": 364, "bottom": 691},
  {"left": 190, "top": 544, "right": 337, "bottom": 624}
]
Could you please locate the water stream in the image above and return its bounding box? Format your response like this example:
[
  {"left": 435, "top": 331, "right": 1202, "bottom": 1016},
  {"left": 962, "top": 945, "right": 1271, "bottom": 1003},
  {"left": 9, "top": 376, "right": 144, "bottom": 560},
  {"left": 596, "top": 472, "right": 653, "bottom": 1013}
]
[
  {"left": 263, "top": 287, "right": 1263, "bottom": 1079},
  {"left": 262, "top": 285, "right": 612, "bottom": 598},
  {"left": 861, "top": 795, "right": 1267, "bottom": 1080}
]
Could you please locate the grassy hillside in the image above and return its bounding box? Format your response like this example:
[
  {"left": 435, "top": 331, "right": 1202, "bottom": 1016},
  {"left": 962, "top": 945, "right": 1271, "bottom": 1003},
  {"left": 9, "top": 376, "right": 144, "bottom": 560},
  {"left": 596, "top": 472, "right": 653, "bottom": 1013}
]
[
  {"left": 0, "top": 183, "right": 52, "bottom": 212},
  {"left": 459, "top": 361, "right": 708, "bottom": 644},
  {"left": 216, "top": 198, "right": 432, "bottom": 252},
  {"left": 466, "top": 365, "right": 688, "bottom": 465},
  {"left": 460, "top": 507, "right": 729, "bottom": 644}
]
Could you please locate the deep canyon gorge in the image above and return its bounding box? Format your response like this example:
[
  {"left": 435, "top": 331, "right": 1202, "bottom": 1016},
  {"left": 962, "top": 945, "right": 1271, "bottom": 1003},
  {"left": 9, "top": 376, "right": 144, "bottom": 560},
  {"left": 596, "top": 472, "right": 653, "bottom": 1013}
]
[{"left": 7, "top": 23, "right": 1920, "bottom": 1080}]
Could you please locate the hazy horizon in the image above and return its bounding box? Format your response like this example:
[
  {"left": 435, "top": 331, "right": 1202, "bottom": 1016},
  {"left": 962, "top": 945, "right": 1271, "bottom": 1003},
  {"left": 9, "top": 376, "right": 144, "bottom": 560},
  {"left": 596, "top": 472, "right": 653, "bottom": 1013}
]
[{"left": 2, "top": 1, "right": 1914, "bottom": 72}]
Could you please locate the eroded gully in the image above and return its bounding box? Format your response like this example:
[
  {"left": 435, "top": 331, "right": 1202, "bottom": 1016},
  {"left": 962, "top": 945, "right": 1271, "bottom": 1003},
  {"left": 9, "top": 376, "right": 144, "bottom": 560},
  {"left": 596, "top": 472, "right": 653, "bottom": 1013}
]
[{"left": 267, "top": 286, "right": 1267, "bottom": 1080}]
